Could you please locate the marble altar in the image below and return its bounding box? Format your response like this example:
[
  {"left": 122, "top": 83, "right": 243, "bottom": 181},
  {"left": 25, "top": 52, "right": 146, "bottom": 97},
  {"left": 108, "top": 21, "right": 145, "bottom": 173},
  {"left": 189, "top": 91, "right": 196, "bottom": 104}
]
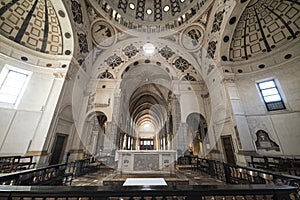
[{"left": 117, "top": 150, "right": 176, "bottom": 174}]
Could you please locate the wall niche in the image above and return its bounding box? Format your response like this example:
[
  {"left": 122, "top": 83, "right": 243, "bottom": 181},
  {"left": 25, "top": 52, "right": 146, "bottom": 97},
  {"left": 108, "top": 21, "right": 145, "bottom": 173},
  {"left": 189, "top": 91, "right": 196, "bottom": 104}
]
[{"left": 255, "top": 130, "right": 280, "bottom": 151}]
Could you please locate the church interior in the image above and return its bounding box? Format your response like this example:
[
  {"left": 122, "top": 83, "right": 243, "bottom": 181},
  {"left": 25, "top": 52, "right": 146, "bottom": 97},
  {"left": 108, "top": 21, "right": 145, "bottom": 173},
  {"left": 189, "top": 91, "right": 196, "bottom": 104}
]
[{"left": 0, "top": 0, "right": 300, "bottom": 199}]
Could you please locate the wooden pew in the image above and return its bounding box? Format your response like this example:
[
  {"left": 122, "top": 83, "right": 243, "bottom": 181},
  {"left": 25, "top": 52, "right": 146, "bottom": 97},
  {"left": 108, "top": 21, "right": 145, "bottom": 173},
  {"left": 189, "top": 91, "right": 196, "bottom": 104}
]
[{"left": 0, "top": 156, "right": 36, "bottom": 173}]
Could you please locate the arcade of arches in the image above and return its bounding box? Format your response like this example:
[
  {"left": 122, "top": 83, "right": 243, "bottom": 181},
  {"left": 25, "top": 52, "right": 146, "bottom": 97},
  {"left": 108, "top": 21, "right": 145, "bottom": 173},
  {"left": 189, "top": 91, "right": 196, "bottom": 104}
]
[{"left": 0, "top": 0, "right": 299, "bottom": 172}]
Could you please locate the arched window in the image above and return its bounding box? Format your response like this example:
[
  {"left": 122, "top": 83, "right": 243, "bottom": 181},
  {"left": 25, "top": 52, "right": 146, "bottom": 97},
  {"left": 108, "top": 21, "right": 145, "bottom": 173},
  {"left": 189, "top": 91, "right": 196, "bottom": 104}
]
[
  {"left": 182, "top": 74, "right": 196, "bottom": 81},
  {"left": 98, "top": 71, "right": 114, "bottom": 79}
]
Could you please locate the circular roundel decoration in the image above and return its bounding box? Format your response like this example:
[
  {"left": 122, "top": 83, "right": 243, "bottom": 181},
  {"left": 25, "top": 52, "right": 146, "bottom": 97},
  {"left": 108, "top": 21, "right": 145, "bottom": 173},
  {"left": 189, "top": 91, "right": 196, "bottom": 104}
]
[
  {"left": 159, "top": 46, "right": 174, "bottom": 60},
  {"left": 173, "top": 57, "right": 190, "bottom": 71},
  {"left": 123, "top": 44, "right": 138, "bottom": 58},
  {"left": 91, "top": 19, "right": 116, "bottom": 48},
  {"left": 105, "top": 54, "right": 123, "bottom": 68},
  {"left": 180, "top": 24, "right": 204, "bottom": 52}
]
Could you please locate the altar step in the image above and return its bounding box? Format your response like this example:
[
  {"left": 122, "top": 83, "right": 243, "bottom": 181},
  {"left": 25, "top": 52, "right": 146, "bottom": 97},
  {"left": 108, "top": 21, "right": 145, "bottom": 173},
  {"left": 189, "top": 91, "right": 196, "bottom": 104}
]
[{"left": 176, "top": 165, "right": 196, "bottom": 170}]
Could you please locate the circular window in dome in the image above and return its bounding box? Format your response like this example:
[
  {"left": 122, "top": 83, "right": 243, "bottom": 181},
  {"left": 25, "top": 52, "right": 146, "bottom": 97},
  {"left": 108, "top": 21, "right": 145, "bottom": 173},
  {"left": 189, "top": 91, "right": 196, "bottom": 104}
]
[
  {"left": 143, "top": 43, "right": 156, "bottom": 56},
  {"left": 164, "top": 5, "right": 170, "bottom": 12},
  {"left": 146, "top": 9, "right": 152, "bottom": 15},
  {"left": 129, "top": 3, "right": 135, "bottom": 10}
]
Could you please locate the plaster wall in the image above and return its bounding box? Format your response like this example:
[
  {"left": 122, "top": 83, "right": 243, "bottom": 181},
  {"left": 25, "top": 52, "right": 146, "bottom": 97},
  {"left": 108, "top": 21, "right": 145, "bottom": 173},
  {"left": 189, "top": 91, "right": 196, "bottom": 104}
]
[
  {"left": 235, "top": 58, "right": 300, "bottom": 156},
  {"left": 0, "top": 54, "right": 66, "bottom": 156}
]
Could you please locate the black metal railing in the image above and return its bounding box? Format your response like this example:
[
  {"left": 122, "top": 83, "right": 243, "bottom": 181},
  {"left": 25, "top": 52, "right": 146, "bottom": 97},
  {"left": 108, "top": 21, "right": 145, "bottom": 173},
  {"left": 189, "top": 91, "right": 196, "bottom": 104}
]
[
  {"left": 0, "top": 158, "right": 102, "bottom": 186},
  {"left": 0, "top": 184, "right": 297, "bottom": 200},
  {"left": 194, "top": 157, "right": 300, "bottom": 199},
  {"left": 248, "top": 155, "right": 300, "bottom": 176},
  {"left": 0, "top": 163, "right": 69, "bottom": 186},
  {"left": 0, "top": 157, "right": 298, "bottom": 199},
  {"left": 0, "top": 156, "right": 36, "bottom": 173}
]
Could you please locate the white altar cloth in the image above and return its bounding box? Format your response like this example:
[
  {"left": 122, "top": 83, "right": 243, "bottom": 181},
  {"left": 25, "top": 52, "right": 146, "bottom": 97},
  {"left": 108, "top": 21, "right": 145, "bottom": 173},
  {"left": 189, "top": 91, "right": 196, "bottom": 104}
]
[{"left": 123, "top": 178, "right": 167, "bottom": 186}]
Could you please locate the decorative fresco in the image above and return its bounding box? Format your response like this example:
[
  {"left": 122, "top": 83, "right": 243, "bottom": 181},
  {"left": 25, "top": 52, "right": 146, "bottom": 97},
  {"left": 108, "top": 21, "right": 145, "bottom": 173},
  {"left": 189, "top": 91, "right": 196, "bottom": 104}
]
[
  {"left": 181, "top": 24, "right": 204, "bottom": 52},
  {"left": 71, "top": 0, "right": 83, "bottom": 24},
  {"left": 91, "top": 19, "right": 116, "bottom": 48}
]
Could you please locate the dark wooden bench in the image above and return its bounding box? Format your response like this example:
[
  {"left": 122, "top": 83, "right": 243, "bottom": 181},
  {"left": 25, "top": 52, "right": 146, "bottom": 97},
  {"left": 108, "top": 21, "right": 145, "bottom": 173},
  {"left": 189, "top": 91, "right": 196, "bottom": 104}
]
[
  {"left": 248, "top": 155, "right": 300, "bottom": 175},
  {"left": 0, "top": 156, "right": 36, "bottom": 173}
]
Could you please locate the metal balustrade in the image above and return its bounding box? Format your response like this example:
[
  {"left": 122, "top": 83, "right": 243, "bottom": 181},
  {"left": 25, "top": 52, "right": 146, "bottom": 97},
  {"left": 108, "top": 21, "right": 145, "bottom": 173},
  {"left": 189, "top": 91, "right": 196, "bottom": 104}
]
[
  {"left": 0, "top": 158, "right": 102, "bottom": 186},
  {"left": 0, "top": 157, "right": 299, "bottom": 199},
  {"left": 194, "top": 157, "right": 300, "bottom": 199},
  {"left": 0, "top": 156, "right": 36, "bottom": 173},
  {"left": 0, "top": 184, "right": 297, "bottom": 200}
]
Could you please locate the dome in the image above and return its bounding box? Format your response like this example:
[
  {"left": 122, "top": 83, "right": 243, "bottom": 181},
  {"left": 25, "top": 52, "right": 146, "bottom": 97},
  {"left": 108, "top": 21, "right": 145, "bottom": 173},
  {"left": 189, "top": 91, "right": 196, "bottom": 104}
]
[
  {"left": 87, "top": 0, "right": 212, "bottom": 34},
  {"left": 229, "top": 0, "right": 299, "bottom": 61},
  {"left": 0, "top": 0, "right": 72, "bottom": 56}
]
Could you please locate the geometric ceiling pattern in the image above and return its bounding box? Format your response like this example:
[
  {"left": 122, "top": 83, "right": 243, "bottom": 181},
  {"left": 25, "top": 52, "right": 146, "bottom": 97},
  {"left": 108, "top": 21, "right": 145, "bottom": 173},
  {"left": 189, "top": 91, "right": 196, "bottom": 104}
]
[
  {"left": 229, "top": 0, "right": 299, "bottom": 61},
  {"left": 0, "top": 0, "right": 63, "bottom": 55}
]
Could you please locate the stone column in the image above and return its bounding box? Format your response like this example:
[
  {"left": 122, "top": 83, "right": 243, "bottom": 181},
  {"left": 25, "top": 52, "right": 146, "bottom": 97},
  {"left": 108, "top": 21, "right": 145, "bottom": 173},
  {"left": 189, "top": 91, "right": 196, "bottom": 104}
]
[
  {"left": 102, "top": 91, "right": 121, "bottom": 155},
  {"left": 102, "top": 121, "right": 117, "bottom": 156},
  {"left": 173, "top": 122, "right": 189, "bottom": 157}
]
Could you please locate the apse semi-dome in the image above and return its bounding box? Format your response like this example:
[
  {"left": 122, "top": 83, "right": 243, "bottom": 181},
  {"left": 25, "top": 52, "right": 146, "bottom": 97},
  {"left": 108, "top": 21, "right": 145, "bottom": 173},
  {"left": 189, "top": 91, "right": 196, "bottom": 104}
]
[
  {"left": 0, "top": 0, "right": 71, "bottom": 55},
  {"left": 88, "top": 0, "right": 212, "bottom": 33}
]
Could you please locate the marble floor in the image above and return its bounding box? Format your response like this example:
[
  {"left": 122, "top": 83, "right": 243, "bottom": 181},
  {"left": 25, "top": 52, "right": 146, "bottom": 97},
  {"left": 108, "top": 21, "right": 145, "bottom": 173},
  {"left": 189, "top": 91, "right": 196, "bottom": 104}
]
[{"left": 71, "top": 165, "right": 225, "bottom": 186}]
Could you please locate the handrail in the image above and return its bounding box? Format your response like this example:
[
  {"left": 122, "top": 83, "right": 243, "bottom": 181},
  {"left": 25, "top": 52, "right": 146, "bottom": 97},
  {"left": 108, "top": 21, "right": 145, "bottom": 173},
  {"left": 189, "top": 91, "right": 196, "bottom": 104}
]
[
  {"left": 0, "top": 155, "right": 36, "bottom": 173},
  {"left": 0, "top": 158, "right": 102, "bottom": 186},
  {"left": 0, "top": 184, "right": 297, "bottom": 199},
  {"left": 0, "top": 163, "right": 68, "bottom": 185},
  {"left": 195, "top": 157, "right": 300, "bottom": 199}
]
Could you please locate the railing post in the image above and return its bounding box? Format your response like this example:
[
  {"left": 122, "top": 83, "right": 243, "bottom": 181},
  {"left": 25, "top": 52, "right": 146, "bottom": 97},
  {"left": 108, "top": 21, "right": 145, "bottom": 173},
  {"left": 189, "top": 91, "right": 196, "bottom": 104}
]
[
  {"left": 223, "top": 162, "right": 231, "bottom": 184},
  {"left": 208, "top": 160, "right": 216, "bottom": 177}
]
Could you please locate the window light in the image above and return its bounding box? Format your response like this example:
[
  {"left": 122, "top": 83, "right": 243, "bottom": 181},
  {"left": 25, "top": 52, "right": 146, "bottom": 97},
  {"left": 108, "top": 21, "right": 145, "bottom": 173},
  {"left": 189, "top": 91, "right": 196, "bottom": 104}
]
[
  {"left": 129, "top": 3, "right": 135, "bottom": 10},
  {"left": 257, "top": 80, "right": 285, "bottom": 111},
  {"left": 164, "top": 5, "right": 170, "bottom": 12},
  {"left": 143, "top": 43, "right": 155, "bottom": 56},
  {"left": 0, "top": 70, "right": 28, "bottom": 104},
  {"left": 146, "top": 9, "right": 152, "bottom": 15}
]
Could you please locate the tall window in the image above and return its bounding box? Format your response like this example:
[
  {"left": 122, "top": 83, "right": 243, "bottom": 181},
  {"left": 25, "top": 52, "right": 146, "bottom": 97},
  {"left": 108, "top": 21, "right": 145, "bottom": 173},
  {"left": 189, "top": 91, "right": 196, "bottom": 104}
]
[
  {"left": 0, "top": 68, "right": 30, "bottom": 105},
  {"left": 257, "top": 79, "right": 285, "bottom": 111}
]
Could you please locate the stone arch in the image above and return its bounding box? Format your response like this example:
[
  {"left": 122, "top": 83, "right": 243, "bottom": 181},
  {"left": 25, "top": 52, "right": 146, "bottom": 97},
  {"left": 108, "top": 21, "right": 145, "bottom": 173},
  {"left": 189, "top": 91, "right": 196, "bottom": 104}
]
[
  {"left": 83, "top": 111, "right": 108, "bottom": 156},
  {"left": 186, "top": 112, "right": 208, "bottom": 156}
]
